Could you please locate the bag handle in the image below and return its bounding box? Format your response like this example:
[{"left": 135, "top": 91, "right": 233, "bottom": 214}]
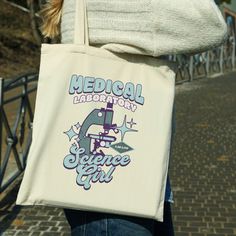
[{"left": 74, "top": 0, "right": 89, "bottom": 45}]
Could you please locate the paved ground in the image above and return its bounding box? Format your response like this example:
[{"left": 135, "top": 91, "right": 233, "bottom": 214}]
[{"left": 0, "top": 72, "right": 236, "bottom": 236}]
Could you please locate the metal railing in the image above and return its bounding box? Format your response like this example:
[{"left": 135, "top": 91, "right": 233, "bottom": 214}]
[
  {"left": 0, "top": 73, "right": 38, "bottom": 193},
  {"left": 172, "top": 15, "right": 236, "bottom": 84}
]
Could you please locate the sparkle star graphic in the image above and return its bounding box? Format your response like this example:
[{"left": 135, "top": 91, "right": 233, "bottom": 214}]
[
  {"left": 75, "top": 136, "right": 80, "bottom": 144},
  {"left": 75, "top": 122, "right": 81, "bottom": 129},
  {"left": 64, "top": 126, "right": 78, "bottom": 141},
  {"left": 117, "top": 115, "right": 138, "bottom": 142},
  {"left": 127, "top": 118, "right": 137, "bottom": 128}
]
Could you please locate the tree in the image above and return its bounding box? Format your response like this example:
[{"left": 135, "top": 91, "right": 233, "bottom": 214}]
[{"left": 27, "top": 0, "right": 43, "bottom": 45}]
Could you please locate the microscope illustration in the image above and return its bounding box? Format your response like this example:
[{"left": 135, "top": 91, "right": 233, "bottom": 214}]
[{"left": 77, "top": 103, "right": 119, "bottom": 156}]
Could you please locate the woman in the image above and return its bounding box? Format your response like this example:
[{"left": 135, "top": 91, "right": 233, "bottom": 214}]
[{"left": 40, "top": 1, "right": 227, "bottom": 235}]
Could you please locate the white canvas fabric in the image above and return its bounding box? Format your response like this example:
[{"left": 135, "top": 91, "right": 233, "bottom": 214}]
[{"left": 16, "top": 0, "right": 176, "bottom": 222}]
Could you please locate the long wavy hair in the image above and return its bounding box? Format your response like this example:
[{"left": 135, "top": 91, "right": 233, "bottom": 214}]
[{"left": 40, "top": 0, "right": 64, "bottom": 38}]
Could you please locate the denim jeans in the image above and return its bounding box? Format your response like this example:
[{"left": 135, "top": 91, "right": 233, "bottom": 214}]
[{"left": 64, "top": 202, "right": 174, "bottom": 236}]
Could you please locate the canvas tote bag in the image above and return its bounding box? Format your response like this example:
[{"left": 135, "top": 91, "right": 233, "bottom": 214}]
[{"left": 16, "top": 0, "right": 176, "bottom": 222}]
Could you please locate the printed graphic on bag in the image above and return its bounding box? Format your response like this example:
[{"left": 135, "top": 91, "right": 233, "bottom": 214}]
[{"left": 63, "top": 74, "right": 145, "bottom": 190}]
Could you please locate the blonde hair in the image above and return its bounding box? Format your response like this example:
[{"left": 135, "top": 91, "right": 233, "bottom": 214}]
[{"left": 40, "top": 0, "right": 64, "bottom": 38}]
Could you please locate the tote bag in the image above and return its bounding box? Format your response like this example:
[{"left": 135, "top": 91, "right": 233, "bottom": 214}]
[{"left": 16, "top": 0, "right": 176, "bottom": 222}]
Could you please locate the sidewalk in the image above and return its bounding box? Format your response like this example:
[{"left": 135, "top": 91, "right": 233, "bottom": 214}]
[{"left": 1, "top": 72, "right": 236, "bottom": 236}]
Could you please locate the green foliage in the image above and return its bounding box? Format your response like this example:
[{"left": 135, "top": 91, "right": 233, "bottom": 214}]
[
  {"left": 220, "top": 0, "right": 231, "bottom": 4},
  {"left": 215, "top": 0, "right": 231, "bottom": 4}
]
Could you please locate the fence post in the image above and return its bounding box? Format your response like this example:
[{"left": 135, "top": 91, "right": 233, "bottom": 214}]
[
  {"left": 206, "top": 51, "right": 210, "bottom": 76},
  {"left": 232, "top": 38, "right": 235, "bottom": 70},
  {"left": 189, "top": 56, "right": 194, "bottom": 81},
  {"left": 0, "top": 78, "right": 4, "bottom": 187},
  {"left": 220, "top": 45, "right": 224, "bottom": 74},
  {"left": 20, "top": 76, "right": 27, "bottom": 168}
]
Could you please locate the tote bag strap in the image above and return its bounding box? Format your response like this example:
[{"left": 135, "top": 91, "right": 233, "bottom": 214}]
[{"left": 74, "top": 0, "right": 89, "bottom": 45}]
